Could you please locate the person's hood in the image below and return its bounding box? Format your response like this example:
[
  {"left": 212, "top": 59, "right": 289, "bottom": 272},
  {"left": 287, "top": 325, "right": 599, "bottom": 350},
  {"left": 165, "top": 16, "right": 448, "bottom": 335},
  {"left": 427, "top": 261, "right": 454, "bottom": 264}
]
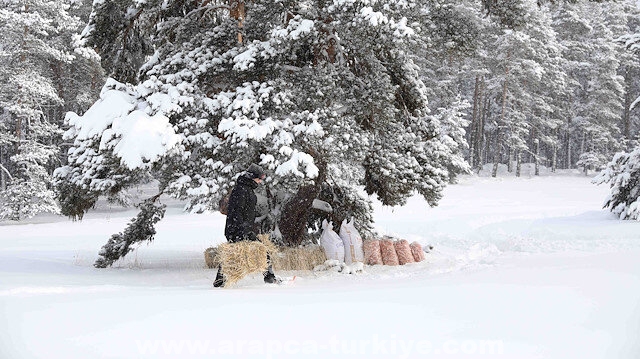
[{"left": 237, "top": 174, "right": 259, "bottom": 189}]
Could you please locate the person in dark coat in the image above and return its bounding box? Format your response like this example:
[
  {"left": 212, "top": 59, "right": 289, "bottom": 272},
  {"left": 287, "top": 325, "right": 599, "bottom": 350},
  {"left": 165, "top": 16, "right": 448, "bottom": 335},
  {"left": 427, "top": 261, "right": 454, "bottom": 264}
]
[
  {"left": 224, "top": 164, "right": 263, "bottom": 243},
  {"left": 214, "top": 164, "right": 279, "bottom": 287}
]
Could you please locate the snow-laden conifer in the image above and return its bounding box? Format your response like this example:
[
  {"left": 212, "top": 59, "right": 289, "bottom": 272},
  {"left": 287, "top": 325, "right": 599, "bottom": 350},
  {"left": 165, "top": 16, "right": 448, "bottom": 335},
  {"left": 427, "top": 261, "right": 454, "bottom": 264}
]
[
  {"left": 596, "top": 146, "right": 640, "bottom": 220},
  {"left": 57, "top": 0, "right": 470, "bottom": 264},
  {"left": 0, "top": 0, "right": 86, "bottom": 219}
]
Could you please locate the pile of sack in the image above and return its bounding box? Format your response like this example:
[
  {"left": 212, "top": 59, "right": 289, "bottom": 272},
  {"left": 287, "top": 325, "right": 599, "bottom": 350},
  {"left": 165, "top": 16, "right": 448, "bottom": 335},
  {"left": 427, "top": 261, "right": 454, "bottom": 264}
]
[
  {"left": 363, "top": 237, "right": 425, "bottom": 266},
  {"left": 319, "top": 219, "right": 364, "bottom": 265},
  {"left": 319, "top": 219, "right": 428, "bottom": 267}
]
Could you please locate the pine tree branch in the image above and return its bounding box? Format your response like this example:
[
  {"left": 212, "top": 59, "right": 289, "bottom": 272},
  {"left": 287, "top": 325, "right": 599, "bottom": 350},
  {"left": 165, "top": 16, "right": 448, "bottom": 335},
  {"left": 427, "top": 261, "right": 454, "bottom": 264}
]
[
  {"left": 0, "top": 164, "right": 13, "bottom": 181},
  {"left": 94, "top": 194, "right": 167, "bottom": 268}
]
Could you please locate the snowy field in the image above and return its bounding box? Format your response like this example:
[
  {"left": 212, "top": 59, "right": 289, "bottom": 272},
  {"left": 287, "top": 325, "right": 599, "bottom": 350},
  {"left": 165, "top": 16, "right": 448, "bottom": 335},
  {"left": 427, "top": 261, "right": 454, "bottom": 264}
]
[{"left": 1, "top": 167, "right": 640, "bottom": 359}]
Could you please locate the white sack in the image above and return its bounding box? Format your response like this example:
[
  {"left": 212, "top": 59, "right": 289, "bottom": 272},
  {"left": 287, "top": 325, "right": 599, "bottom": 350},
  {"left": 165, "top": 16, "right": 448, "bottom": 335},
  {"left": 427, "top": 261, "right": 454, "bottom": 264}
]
[
  {"left": 339, "top": 218, "right": 364, "bottom": 264},
  {"left": 320, "top": 220, "right": 345, "bottom": 262}
]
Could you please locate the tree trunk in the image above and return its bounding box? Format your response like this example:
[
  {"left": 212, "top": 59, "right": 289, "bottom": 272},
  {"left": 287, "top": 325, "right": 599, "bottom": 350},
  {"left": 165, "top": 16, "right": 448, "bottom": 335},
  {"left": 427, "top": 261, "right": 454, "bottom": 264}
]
[
  {"left": 551, "top": 128, "right": 557, "bottom": 173},
  {"left": 492, "top": 128, "right": 500, "bottom": 178},
  {"left": 278, "top": 151, "right": 327, "bottom": 246},
  {"left": 565, "top": 124, "right": 571, "bottom": 169},
  {"left": 565, "top": 94, "right": 572, "bottom": 169},
  {"left": 50, "top": 61, "right": 64, "bottom": 104},
  {"left": 229, "top": 0, "right": 245, "bottom": 44},
  {"left": 278, "top": 185, "right": 319, "bottom": 246},
  {"left": 470, "top": 75, "right": 482, "bottom": 169},
  {"left": 552, "top": 143, "right": 557, "bottom": 173},
  {"left": 495, "top": 50, "right": 510, "bottom": 177},
  {"left": 516, "top": 150, "right": 521, "bottom": 177},
  {"left": 623, "top": 71, "right": 632, "bottom": 142},
  {"left": 0, "top": 148, "right": 5, "bottom": 190},
  {"left": 507, "top": 147, "right": 513, "bottom": 173},
  {"left": 535, "top": 139, "right": 540, "bottom": 176},
  {"left": 480, "top": 93, "right": 489, "bottom": 172}
]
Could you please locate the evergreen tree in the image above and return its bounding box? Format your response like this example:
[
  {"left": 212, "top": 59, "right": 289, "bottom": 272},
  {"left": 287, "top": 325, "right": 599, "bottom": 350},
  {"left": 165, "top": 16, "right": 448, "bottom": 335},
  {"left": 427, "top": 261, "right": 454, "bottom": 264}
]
[
  {"left": 57, "top": 0, "right": 470, "bottom": 265},
  {"left": 481, "top": 0, "right": 566, "bottom": 176},
  {"left": 552, "top": 0, "right": 626, "bottom": 172},
  {"left": 611, "top": 1, "right": 640, "bottom": 145},
  {"left": 596, "top": 146, "right": 640, "bottom": 220},
  {"left": 0, "top": 0, "right": 86, "bottom": 219},
  {"left": 416, "top": 0, "right": 487, "bottom": 171}
]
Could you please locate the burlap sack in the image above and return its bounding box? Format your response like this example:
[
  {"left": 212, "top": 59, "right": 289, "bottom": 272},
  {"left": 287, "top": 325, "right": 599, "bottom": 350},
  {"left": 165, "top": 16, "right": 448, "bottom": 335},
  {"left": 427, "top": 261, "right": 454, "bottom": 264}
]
[
  {"left": 363, "top": 239, "right": 383, "bottom": 265},
  {"left": 394, "top": 239, "right": 415, "bottom": 265},
  {"left": 380, "top": 239, "right": 399, "bottom": 266},
  {"left": 410, "top": 241, "right": 426, "bottom": 262}
]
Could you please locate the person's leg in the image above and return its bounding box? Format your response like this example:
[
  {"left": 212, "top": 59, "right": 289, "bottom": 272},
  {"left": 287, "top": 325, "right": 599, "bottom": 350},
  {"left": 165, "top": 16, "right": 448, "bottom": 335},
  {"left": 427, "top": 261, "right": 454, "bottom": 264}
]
[
  {"left": 263, "top": 254, "right": 278, "bottom": 283},
  {"left": 213, "top": 265, "right": 226, "bottom": 287}
]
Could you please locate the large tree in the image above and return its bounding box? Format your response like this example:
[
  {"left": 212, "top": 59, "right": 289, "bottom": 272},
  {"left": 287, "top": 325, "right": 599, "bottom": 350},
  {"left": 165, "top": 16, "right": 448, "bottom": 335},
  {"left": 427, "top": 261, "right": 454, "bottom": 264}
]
[{"left": 56, "top": 0, "right": 470, "bottom": 267}]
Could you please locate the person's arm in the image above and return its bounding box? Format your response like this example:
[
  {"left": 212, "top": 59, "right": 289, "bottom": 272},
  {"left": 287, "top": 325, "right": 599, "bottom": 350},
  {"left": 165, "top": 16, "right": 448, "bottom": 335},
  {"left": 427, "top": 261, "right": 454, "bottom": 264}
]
[{"left": 238, "top": 189, "right": 258, "bottom": 241}]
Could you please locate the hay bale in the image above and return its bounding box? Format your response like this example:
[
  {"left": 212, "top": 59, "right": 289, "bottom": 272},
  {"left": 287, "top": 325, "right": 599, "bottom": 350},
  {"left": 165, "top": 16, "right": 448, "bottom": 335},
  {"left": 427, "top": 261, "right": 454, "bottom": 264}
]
[
  {"left": 204, "top": 247, "right": 219, "bottom": 269},
  {"left": 271, "top": 246, "right": 326, "bottom": 271},
  {"left": 205, "top": 235, "right": 323, "bottom": 286},
  {"left": 256, "top": 234, "right": 279, "bottom": 254},
  {"left": 394, "top": 239, "right": 415, "bottom": 265},
  {"left": 214, "top": 241, "right": 268, "bottom": 287},
  {"left": 213, "top": 236, "right": 279, "bottom": 287},
  {"left": 363, "top": 239, "right": 383, "bottom": 265},
  {"left": 204, "top": 234, "right": 327, "bottom": 286}
]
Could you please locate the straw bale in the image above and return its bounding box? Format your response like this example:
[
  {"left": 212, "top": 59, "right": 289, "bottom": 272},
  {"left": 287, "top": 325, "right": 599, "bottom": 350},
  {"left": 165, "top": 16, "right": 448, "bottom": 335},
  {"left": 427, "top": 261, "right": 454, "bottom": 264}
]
[
  {"left": 410, "top": 241, "right": 426, "bottom": 262},
  {"left": 213, "top": 241, "right": 267, "bottom": 287},
  {"left": 394, "top": 239, "right": 415, "bottom": 265},
  {"left": 363, "top": 239, "right": 383, "bottom": 265},
  {"left": 205, "top": 234, "right": 326, "bottom": 282},
  {"left": 212, "top": 236, "right": 278, "bottom": 287},
  {"left": 380, "top": 239, "right": 399, "bottom": 266},
  {"left": 256, "top": 234, "right": 279, "bottom": 255},
  {"left": 271, "top": 245, "right": 327, "bottom": 271},
  {"left": 204, "top": 247, "right": 219, "bottom": 269}
]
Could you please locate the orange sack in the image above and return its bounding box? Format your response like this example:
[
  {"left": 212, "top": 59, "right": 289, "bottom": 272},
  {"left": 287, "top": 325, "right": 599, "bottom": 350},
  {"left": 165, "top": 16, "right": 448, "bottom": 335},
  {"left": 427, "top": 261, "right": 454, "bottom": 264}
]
[
  {"left": 410, "top": 241, "right": 426, "bottom": 262},
  {"left": 394, "top": 239, "right": 415, "bottom": 265},
  {"left": 363, "top": 239, "right": 383, "bottom": 265},
  {"left": 380, "top": 239, "right": 399, "bottom": 266}
]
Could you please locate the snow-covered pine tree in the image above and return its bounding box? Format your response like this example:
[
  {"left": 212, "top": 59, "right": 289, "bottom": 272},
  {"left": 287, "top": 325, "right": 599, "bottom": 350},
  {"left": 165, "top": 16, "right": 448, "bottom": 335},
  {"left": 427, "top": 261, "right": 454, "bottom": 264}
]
[
  {"left": 57, "top": 0, "right": 105, "bottom": 126},
  {"left": 609, "top": 0, "right": 640, "bottom": 146},
  {"left": 552, "top": 1, "right": 626, "bottom": 171},
  {"left": 551, "top": 0, "right": 591, "bottom": 169},
  {"left": 595, "top": 146, "right": 640, "bottom": 220},
  {"left": 517, "top": 2, "right": 566, "bottom": 176},
  {"left": 81, "top": 0, "right": 153, "bottom": 84},
  {"left": 0, "top": 0, "right": 85, "bottom": 220},
  {"left": 415, "top": 0, "right": 486, "bottom": 172},
  {"left": 481, "top": 0, "right": 566, "bottom": 177},
  {"left": 576, "top": 3, "right": 625, "bottom": 172},
  {"left": 57, "top": 0, "right": 470, "bottom": 265},
  {"left": 619, "top": 16, "right": 640, "bottom": 145}
]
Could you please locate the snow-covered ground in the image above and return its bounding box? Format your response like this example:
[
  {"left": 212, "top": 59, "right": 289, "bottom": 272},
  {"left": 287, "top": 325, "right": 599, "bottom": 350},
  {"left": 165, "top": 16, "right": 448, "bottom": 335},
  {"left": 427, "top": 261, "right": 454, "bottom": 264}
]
[{"left": 2, "top": 168, "right": 640, "bottom": 359}]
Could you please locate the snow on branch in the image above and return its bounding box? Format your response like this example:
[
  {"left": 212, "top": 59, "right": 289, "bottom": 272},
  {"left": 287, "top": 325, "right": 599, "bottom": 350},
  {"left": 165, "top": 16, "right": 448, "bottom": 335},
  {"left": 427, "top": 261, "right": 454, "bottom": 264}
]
[
  {"left": 0, "top": 164, "right": 12, "bottom": 181},
  {"left": 275, "top": 147, "right": 319, "bottom": 179},
  {"left": 65, "top": 78, "right": 181, "bottom": 170},
  {"left": 630, "top": 96, "right": 640, "bottom": 112}
]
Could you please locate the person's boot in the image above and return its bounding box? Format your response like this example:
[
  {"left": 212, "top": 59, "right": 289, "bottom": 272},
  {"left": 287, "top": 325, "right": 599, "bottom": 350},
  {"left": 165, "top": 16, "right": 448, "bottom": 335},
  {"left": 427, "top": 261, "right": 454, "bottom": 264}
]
[
  {"left": 213, "top": 267, "right": 226, "bottom": 287},
  {"left": 263, "top": 265, "right": 279, "bottom": 284}
]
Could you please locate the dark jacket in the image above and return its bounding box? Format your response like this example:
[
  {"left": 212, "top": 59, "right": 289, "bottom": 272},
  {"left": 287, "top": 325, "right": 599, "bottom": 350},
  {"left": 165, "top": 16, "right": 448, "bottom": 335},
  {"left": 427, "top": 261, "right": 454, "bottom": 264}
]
[{"left": 224, "top": 174, "right": 259, "bottom": 242}]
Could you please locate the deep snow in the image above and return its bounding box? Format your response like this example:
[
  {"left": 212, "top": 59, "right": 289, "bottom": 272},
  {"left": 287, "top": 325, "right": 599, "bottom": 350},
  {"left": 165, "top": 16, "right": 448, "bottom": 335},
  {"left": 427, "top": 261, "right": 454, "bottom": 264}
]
[{"left": 1, "top": 168, "right": 639, "bottom": 359}]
